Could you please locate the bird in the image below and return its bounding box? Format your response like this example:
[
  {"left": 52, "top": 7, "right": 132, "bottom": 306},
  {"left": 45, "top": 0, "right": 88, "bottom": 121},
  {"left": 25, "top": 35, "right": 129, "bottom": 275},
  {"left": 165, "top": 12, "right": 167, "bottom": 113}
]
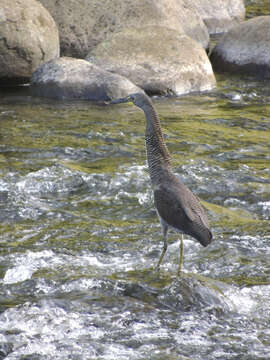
[{"left": 110, "top": 92, "right": 212, "bottom": 273}]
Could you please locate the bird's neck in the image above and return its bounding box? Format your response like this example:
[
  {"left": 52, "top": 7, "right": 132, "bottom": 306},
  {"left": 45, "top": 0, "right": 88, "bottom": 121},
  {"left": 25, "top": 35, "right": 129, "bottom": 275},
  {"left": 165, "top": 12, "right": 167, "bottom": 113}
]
[{"left": 142, "top": 103, "right": 172, "bottom": 185}]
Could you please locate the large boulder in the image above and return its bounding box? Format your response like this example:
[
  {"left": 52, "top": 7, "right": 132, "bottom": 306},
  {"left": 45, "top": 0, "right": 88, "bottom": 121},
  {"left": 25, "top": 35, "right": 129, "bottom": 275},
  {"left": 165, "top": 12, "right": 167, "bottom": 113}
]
[
  {"left": 0, "top": 0, "right": 59, "bottom": 86},
  {"left": 211, "top": 16, "right": 270, "bottom": 78},
  {"left": 86, "top": 26, "right": 216, "bottom": 96},
  {"left": 39, "top": 0, "right": 209, "bottom": 58},
  {"left": 30, "top": 57, "right": 142, "bottom": 101},
  {"left": 191, "top": 0, "right": 245, "bottom": 34}
]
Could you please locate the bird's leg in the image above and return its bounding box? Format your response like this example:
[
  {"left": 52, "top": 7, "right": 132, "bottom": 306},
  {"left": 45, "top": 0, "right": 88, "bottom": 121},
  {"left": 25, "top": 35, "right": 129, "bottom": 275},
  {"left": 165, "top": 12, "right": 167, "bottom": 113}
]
[
  {"left": 156, "top": 224, "right": 168, "bottom": 270},
  {"left": 178, "top": 234, "right": 184, "bottom": 275}
]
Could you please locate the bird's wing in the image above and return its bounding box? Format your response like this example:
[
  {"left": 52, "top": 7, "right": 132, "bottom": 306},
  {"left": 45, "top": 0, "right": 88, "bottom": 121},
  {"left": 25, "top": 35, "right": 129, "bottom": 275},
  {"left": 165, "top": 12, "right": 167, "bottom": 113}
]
[
  {"left": 154, "top": 181, "right": 212, "bottom": 246},
  {"left": 154, "top": 185, "right": 188, "bottom": 228}
]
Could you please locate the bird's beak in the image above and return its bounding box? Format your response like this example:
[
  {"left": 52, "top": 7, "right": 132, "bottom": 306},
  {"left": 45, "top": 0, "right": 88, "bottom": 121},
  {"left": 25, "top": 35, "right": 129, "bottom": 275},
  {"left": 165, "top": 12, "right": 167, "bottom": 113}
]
[{"left": 109, "top": 96, "right": 131, "bottom": 105}]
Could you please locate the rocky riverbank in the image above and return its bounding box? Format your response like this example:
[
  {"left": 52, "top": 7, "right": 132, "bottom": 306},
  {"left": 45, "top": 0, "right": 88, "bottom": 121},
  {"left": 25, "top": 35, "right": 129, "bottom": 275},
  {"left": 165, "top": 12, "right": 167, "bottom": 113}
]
[{"left": 1, "top": 0, "right": 269, "bottom": 100}]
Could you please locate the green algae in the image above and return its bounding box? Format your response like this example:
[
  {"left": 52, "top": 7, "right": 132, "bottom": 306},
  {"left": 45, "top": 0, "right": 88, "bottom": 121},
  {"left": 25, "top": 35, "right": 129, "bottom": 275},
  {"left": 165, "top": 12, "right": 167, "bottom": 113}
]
[{"left": 246, "top": 0, "right": 270, "bottom": 18}]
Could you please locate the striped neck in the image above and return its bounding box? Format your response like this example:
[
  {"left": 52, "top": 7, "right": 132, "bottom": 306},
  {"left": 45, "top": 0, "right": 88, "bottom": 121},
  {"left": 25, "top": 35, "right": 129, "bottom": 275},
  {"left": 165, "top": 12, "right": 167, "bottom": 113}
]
[{"left": 141, "top": 99, "right": 172, "bottom": 184}]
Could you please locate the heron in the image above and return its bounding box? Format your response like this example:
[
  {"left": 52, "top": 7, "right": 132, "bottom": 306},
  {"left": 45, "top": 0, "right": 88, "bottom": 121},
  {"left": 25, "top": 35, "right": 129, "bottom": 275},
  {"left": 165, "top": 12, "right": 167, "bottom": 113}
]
[{"left": 110, "top": 92, "right": 212, "bottom": 273}]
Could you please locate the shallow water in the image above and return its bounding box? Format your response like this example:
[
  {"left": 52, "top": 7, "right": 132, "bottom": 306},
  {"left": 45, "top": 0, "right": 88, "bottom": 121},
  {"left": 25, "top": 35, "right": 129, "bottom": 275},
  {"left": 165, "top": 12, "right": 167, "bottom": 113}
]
[{"left": 0, "top": 73, "right": 270, "bottom": 359}]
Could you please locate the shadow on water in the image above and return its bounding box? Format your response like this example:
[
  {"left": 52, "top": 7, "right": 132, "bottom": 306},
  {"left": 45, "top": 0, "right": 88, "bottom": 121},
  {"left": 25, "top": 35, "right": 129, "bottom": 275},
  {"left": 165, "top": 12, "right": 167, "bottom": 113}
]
[{"left": 0, "top": 76, "right": 270, "bottom": 359}]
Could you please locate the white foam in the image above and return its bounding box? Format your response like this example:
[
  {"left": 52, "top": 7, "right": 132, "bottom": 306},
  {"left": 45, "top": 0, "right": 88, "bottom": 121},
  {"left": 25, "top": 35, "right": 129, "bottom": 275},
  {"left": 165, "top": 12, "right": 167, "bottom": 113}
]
[{"left": 4, "top": 265, "right": 34, "bottom": 284}]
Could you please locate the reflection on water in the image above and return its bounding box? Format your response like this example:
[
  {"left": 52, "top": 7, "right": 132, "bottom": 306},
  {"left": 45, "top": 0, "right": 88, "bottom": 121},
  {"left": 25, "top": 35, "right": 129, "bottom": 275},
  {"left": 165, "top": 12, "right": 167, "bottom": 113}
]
[{"left": 0, "top": 73, "right": 270, "bottom": 359}]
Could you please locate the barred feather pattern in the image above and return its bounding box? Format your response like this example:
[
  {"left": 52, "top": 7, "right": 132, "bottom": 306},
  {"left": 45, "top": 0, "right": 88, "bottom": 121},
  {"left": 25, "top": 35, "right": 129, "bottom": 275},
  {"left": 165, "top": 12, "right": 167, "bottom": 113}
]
[{"left": 143, "top": 104, "right": 172, "bottom": 185}]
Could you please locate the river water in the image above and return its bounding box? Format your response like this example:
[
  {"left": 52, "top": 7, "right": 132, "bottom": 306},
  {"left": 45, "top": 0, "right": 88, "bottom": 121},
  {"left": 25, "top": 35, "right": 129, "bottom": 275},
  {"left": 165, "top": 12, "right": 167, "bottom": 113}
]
[{"left": 0, "top": 72, "right": 270, "bottom": 359}]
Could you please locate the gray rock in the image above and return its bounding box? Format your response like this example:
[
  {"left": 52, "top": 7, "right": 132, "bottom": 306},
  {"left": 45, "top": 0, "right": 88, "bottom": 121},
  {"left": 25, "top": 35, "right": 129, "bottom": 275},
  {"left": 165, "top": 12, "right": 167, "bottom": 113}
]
[
  {"left": 211, "top": 16, "right": 270, "bottom": 78},
  {"left": 31, "top": 57, "right": 142, "bottom": 100},
  {"left": 0, "top": 0, "right": 59, "bottom": 86},
  {"left": 192, "top": 0, "right": 245, "bottom": 35},
  {"left": 86, "top": 26, "right": 216, "bottom": 96},
  {"left": 39, "top": 0, "right": 209, "bottom": 58}
]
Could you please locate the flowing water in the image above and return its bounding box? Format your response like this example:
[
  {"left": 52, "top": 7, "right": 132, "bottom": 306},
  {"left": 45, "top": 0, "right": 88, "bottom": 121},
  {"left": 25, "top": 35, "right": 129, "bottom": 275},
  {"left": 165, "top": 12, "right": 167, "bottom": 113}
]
[{"left": 0, "top": 73, "right": 270, "bottom": 359}]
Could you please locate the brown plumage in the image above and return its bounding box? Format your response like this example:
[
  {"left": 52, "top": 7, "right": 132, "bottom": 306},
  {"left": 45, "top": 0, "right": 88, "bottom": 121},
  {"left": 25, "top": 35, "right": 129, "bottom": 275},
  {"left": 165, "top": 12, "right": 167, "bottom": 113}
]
[{"left": 110, "top": 92, "right": 212, "bottom": 272}]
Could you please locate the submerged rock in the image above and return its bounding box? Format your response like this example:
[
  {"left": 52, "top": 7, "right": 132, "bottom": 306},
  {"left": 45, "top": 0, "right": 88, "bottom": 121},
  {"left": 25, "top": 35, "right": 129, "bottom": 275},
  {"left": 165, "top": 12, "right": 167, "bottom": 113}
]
[
  {"left": 0, "top": 0, "right": 59, "bottom": 86},
  {"left": 87, "top": 26, "right": 216, "bottom": 96},
  {"left": 31, "top": 57, "right": 142, "bottom": 100},
  {"left": 158, "top": 273, "right": 232, "bottom": 313},
  {"left": 192, "top": 0, "right": 245, "bottom": 35},
  {"left": 211, "top": 16, "right": 270, "bottom": 78},
  {"left": 122, "top": 272, "right": 250, "bottom": 314},
  {"left": 39, "top": 0, "right": 209, "bottom": 58}
]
